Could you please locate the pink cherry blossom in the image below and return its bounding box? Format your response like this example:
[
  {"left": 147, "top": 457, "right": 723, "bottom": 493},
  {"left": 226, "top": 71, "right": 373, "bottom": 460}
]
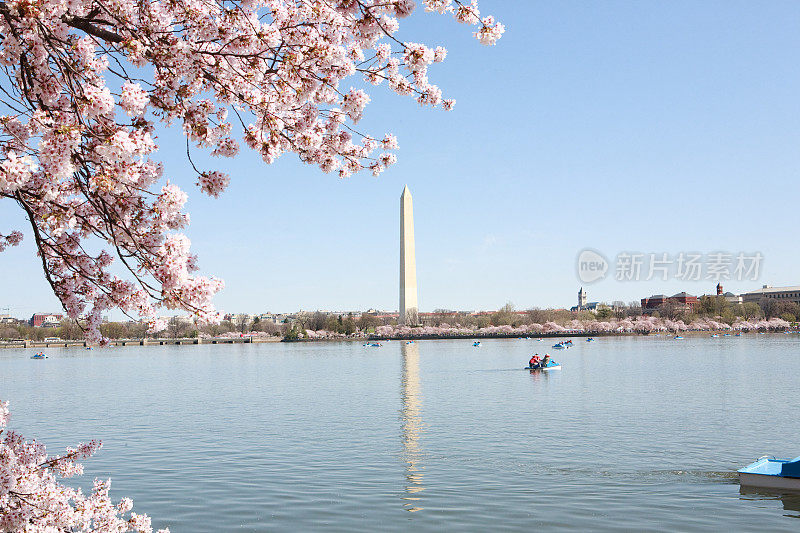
[
  {"left": 0, "top": 231, "right": 23, "bottom": 252},
  {"left": 120, "top": 82, "right": 150, "bottom": 117},
  {"left": 0, "top": 0, "right": 502, "bottom": 343},
  {"left": 0, "top": 400, "right": 167, "bottom": 532},
  {"left": 367, "top": 315, "right": 793, "bottom": 340}
]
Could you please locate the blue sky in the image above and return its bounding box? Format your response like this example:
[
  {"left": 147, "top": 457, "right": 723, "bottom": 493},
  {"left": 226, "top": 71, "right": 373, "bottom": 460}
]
[{"left": 2, "top": 1, "right": 800, "bottom": 318}]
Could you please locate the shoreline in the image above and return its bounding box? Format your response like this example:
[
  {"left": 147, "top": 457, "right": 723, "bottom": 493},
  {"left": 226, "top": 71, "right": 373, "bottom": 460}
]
[
  {"left": 295, "top": 329, "right": 793, "bottom": 342},
  {"left": 0, "top": 336, "right": 283, "bottom": 349},
  {"left": 365, "top": 331, "right": 634, "bottom": 342},
  {"left": 1, "top": 329, "right": 795, "bottom": 349}
]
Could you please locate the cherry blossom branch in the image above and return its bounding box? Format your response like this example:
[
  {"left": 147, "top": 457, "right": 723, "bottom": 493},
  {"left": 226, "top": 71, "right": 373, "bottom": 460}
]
[
  {"left": 0, "top": 0, "right": 502, "bottom": 342},
  {"left": 62, "top": 15, "right": 124, "bottom": 43}
]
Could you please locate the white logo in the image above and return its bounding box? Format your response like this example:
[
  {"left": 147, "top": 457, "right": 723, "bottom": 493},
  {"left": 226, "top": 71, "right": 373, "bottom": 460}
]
[{"left": 577, "top": 249, "right": 608, "bottom": 283}]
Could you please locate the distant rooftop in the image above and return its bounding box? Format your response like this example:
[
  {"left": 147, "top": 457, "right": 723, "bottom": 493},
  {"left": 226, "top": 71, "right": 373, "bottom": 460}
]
[{"left": 743, "top": 285, "right": 800, "bottom": 294}]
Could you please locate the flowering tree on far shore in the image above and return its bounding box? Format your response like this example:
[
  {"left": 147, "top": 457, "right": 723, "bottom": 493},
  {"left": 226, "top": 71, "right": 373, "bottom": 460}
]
[
  {"left": 206, "top": 316, "right": 795, "bottom": 341},
  {"left": 363, "top": 316, "right": 794, "bottom": 338},
  {"left": 0, "top": 400, "right": 166, "bottom": 532},
  {"left": 0, "top": 0, "right": 504, "bottom": 343}
]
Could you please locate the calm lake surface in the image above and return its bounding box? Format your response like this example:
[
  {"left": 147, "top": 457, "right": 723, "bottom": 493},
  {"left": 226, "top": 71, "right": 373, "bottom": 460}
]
[{"left": 2, "top": 334, "right": 800, "bottom": 531}]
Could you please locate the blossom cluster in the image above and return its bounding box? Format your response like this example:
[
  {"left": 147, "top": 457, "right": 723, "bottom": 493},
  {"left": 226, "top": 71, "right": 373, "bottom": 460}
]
[
  {"left": 0, "top": 401, "right": 166, "bottom": 532},
  {"left": 220, "top": 316, "right": 794, "bottom": 341},
  {"left": 0, "top": 231, "right": 23, "bottom": 252},
  {"left": 0, "top": 0, "right": 502, "bottom": 343},
  {"left": 370, "top": 316, "right": 793, "bottom": 337}
]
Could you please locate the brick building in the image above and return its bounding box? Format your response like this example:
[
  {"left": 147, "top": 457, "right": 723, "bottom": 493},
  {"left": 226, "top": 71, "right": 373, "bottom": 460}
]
[
  {"left": 641, "top": 292, "right": 699, "bottom": 313},
  {"left": 29, "top": 313, "right": 64, "bottom": 327}
]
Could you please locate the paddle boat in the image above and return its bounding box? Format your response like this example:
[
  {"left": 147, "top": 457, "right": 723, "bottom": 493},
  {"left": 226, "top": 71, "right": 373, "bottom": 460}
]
[
  {"left": 526, "top": 361, "right": 561, "bottom": 371},
  {"left": 473, "top": 341, "right": 481, "bottom": 347},
  {"left": 30, "top": 353, "right": 47, "bottom": 359},
  {"left": 711, "top": 334, "right": 719, "bottom": 338},
  {"left": 586, "top": 337, "right": 595, "bottom": 342},
  {"left": 674, "top": 335, "right": 684, "bottom": 339},
  {"left": 405, "top": 341, "right": 414, "bottom": 345},
  {"left": 739, "top": 456, "right": 800, "bottom": 491},
  {"left": 552, "top": 342, "right": 565, "bottom": 349}
]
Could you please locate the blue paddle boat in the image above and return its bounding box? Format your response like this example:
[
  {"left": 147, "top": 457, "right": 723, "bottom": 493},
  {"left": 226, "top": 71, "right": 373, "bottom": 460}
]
[
  {"left": 739, "top": 456, "right": 800, "bottom": 491},
  {"left": 473, "top": 341, "right": 481, "bottom": 347},
  {"left": 30, "top": 353, "right": 47, "bottom": 359},
  {"left": 525, "top": 361, "right": 561, "bottom": 371}
]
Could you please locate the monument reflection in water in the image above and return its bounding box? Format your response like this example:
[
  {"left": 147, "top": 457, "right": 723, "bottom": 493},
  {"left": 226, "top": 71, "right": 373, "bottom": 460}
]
[{"left": 400, "top": 342, "right": 424, "bottom": 512}]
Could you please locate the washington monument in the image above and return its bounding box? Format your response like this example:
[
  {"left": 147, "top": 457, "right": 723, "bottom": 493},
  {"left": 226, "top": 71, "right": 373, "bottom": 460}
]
[{"left": 400, "top": 185, "right": 418, "bottom": 326}]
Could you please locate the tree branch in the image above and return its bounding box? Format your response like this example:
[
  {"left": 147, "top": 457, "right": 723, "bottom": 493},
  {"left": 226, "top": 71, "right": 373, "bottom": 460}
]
[{"left": 61, "top": 15, "right": 124, "bottom": 43}]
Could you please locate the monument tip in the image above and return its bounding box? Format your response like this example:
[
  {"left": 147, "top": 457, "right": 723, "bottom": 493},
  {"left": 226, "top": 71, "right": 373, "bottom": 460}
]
[{"left": 401, "top": 185, "right": 411, "bottom": 197}]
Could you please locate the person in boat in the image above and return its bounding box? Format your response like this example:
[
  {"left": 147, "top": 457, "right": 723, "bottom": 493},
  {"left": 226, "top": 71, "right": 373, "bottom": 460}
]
[
  {"left": 541, "top": 353, "right": 551, "bottom": 367},
  {"left": 529, "top": 354, "right": 541, "bottom": 369}
]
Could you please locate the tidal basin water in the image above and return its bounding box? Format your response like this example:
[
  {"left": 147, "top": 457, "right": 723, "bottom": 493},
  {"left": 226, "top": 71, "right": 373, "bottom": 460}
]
[{"left": 2, "top": 334, "right": 800, "bottom": 531}]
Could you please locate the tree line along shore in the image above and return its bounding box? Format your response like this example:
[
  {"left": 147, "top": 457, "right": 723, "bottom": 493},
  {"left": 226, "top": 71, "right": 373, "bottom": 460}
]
[
  {"left": 1, "top": 326, "right": 797, "bottom": 350},
  {"left": 2, "top": 295, "right": 797, "bottom": 345}
]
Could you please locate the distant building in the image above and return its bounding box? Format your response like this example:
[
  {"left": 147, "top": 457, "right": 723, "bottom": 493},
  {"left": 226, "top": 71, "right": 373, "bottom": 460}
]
[
  {"left": 641, "top": 292, "right": 699, "bottom": 313},
  {"left": 224, "top": 313, "right": 254, "bottom": 323},
  {"left": 258, "top": 313, "right": 283, "bottom": 324},
  {"left": 721, "top": 292, "right": 742, "bottom": 305},
  {"left": 29, "top": 313, "right": 64, "bottom": 327},
  {"left": 168, "top": 315, "right": 195, "bottom": 326},
  {"left": 571, "top": 287, "right": 601, "bottom": 313},
  {"left": 741, "top": 285, "right": 800, "bottom": 305},
  {"left": 419, "top": 311, "right": 459, "bottom": 319},
  {"left": 706, "top": 284, "right": 742, "bottom": 305},
  {"left": 641, "top": 294, "right": 668, "bottom": 310},
  {"left": 572, "top": 301, "right": 602, "bottom": 313}
]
